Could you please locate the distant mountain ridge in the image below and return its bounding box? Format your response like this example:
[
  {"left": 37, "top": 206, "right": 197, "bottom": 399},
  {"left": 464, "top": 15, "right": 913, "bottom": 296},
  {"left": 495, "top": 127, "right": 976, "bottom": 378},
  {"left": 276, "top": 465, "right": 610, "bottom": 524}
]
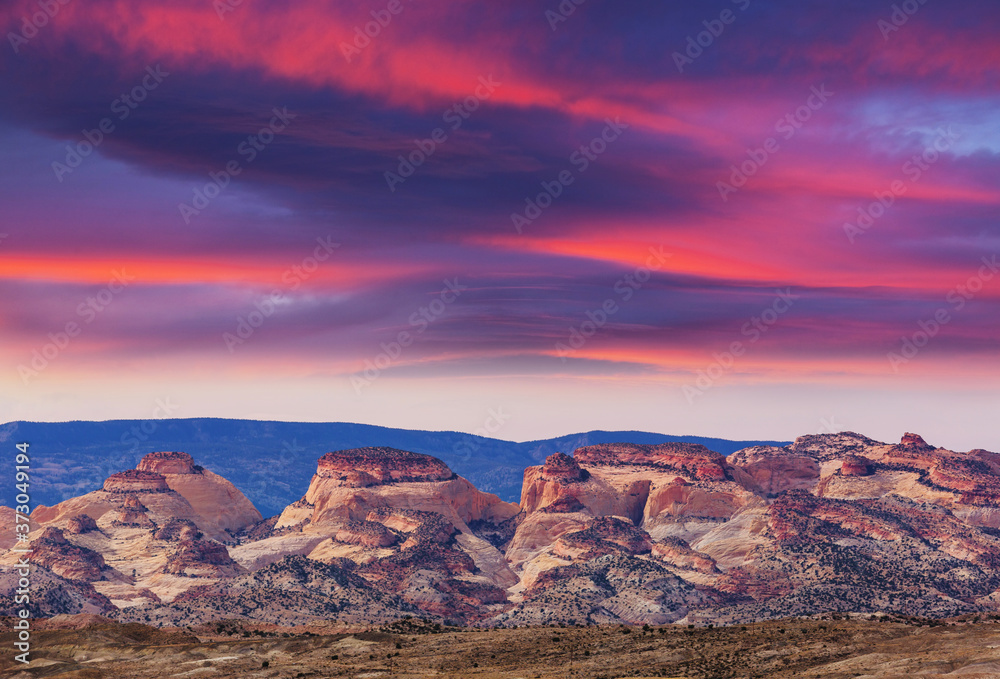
[{"left": 0, "top": 418, "right": 787, "bottom": 515}]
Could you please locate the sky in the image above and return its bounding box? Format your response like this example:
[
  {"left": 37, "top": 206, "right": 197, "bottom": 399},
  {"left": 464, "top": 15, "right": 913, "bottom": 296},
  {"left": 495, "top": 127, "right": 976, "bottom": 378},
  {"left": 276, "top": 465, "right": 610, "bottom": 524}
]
[{"left": 1, "top": 0, "right": 999, "bottom": 451}]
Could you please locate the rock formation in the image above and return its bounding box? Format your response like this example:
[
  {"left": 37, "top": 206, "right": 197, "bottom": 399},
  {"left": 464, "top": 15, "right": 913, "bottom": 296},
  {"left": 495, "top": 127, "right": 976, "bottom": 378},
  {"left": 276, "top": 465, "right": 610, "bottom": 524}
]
[
  {"left": 277, "top": 447, "right": 518, "bottom": 531},
  {"left": 509, "top": 441, "right": 761, "bottom": 588},
  {"left": 9, "top": 450, "right": 262, "bottom": 612},
  {"left": 137, "top": 450, "right": 198, "bottom": 474},
  {"left": 333, "top": 520, "right": 399, "bottom": 548},
  {"left": 7, "top": 431, "right": 1000, "bottom": 628},
  {"left": 138, "top": 451, "right": 263, "bottom": 535},
  {"left": 540, "top": 452, "right": 588, "bottom": 483},
  {"left": 33, "top": 450, "right": 262, "bottom": 540},
  {"left": 163, "top": 535, "right": 244, "bottom": 578},
  {"left": 316, "top": 447, "right": 453, "bottom": 485},
  {"left": 66, "top": 513, "right": 100, "bottom": 534},
  {"left": 30, "top": 527, "right": 110, "bottom": 582},
  {"left": 114, "top": 495, "right": 156, "bottom": 527},
  {"left": 840, "top": 455, "right": 872, "bottom": 476},
  {"left": 258, "top": 447, "right": 520, "bottom": 621},
  {"left": 103, "top": 469, "right": 170, "bottom": 494}
]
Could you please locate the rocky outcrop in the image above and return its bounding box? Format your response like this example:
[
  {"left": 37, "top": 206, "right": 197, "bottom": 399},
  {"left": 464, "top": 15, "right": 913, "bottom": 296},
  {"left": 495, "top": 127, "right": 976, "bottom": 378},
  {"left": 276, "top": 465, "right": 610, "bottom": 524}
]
[
  {"left": 554, "top": 517, "right": 652, "bottom": 560},
  {"left": 728, "top": 446, "right": 818, "bottom": 495},
  {"left": 767, "top": 491, "right": 917, "bottom": 544},
  {"left": 651, "top": 537, "right": 719, "bottom": 573},
  {"left": 119, "top": 555, "right": 416, "bottom": 627},
  {"left": 340, "top": 470, "right": 379, "bottom": 487},
  {"left": 153, "top": 518, "right": 202, "bottom": 542},
  {"left": 66, "top": 514, "right": 100, "bottom": 534},
  {"left": 840, "top": 455, "right": 872, "bottom": 476},
  {"left": 900, "top": 432, "right": 933, "bottom": 449},
  {"left": 539, "top": 495, "right": 586, "bottom": 513},
  {"left": 164, "top": 536, "right": 243, "bottom": 577},
  {"left": 540, "top": 453, "right": 588, "bottom": 483},
  {"left": 35, "top": 450, "right": 261, "bottom": 541},
  {"left": 511, "top": 441, "right": 761, "bottom": 586},
  {"left": 0, "top": 566, "right": 117, "bottom": 617},
  {"left": 365, "top": 508, "right": 457, "bottom": 548},
  {"left": 135, "top": 451, "right": 262, "bottom": 535},
  {"left": 316, "top": 447, "right": 453, "bottom": 485},
  {"left": 643, "top": 479, "right": 754, "bottom": 522},
  {"left": 114, "top": 495, "right": 156, "bottom": 528},
  {"left": 0, "top": 507, "right": 16, "bottom": 551},
  {"left": 258, "top": 450, "right": 519, "bottom": 620},
  {"left": 333, "top": 520, "right": 399, "bottom": 548},
  {"left": 103, "top": 470, "right": 169, "bottom": 494},
  {"left": 495, "top": 554, "right": 714, "bottom": 626},
  {"left": 14, "top": 450, "right": 265, "bottom": 613},
  {"left": 353, "top": 543, "right": 501, "bottom": 620},
  {"left": 574, "top": 442, "right": 729, "bottom": 480},
  {"left": 785, "top": 431, "right": 882, "bottom": 459},
  {"left": 519, "top": 458, "right": 648, "bottom": 519},
  {"left": 31, "top": 527, "right": 109, "bottom": 582},
  {"left": 137, "top": 451, "right": 198, "bottom": 475},
  {"left": 279, "top": 448, "right": 518, "bottom": 531}
]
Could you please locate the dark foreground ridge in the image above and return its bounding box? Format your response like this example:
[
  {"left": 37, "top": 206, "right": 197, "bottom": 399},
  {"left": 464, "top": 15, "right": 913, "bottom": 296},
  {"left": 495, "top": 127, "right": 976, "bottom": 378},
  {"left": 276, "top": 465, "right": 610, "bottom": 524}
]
[{"left": 2, "top": 614, "right": 1000, "bottom": 678}]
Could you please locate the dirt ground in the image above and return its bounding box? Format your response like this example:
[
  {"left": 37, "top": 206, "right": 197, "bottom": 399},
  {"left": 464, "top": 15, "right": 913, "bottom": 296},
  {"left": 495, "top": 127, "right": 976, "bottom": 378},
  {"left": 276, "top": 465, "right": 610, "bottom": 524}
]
[{"left": 3, "top": 617, "right": 1000, "bottom": 678}]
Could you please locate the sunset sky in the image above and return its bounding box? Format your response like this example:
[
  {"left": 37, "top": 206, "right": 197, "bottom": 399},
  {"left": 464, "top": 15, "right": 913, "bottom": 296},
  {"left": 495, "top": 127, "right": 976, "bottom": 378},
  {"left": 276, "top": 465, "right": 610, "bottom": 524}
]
[{"left": 2, "top": 0, "right": 998, "bottom": 451}]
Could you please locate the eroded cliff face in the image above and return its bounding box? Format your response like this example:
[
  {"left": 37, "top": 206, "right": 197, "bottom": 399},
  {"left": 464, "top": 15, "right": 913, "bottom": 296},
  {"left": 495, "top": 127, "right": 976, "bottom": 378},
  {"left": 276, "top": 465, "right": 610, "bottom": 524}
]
[
  {"left": 277, "top": 447, "right": 519, "bottom": 532},
  {"left": 244, "top": 447, "right": 521, "bottom": 621},
  {"left": 3, "top": 451, "right": 262, "bottom": 612},
  {"left": 752, "top": 432, "right": 1000, "bottom": 527},
  {"left": 137, "top": 451, "right": 198, "bottom": 475},
  {"left": 501, "top": 432, "right": 1000, "bottom": 624},
  {"left": 139, "top": 451, "right": 263, "bottom": 535},
  {"left": 508, "top": 443, "right": 762, "bottom": 587}
]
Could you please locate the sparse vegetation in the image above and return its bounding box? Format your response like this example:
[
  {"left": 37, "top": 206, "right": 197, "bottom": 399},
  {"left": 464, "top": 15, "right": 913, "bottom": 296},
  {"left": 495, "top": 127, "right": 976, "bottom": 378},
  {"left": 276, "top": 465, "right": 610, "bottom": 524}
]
[{"left": 7, "top": 617, "right": 1000, "bottom": 678}]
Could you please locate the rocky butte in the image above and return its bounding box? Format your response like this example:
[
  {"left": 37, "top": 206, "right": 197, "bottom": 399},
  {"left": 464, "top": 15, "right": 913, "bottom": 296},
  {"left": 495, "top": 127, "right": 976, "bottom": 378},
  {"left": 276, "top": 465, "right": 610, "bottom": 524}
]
[{"left": 3, "top": 432, "right": 1000, "bottom": 627}]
